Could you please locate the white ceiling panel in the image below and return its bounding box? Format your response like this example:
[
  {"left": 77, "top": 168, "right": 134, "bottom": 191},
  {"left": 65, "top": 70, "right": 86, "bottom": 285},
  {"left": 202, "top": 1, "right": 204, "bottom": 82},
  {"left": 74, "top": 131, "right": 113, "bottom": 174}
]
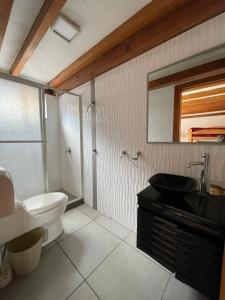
[
  {"left": 0, "top": 0, "right": 44, "bottom": 71},
  {"left": 20, "top": 0, "right": 151, "bottom": 83}
]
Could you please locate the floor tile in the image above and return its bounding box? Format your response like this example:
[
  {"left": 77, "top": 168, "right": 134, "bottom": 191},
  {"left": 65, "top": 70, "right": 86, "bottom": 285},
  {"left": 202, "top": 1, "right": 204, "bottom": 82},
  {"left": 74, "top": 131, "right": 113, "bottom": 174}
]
[
  {"left": 68, "top": 282, "right": 99, "bottom": 300},
  {"left": 95, "top": 215, "right": 130, "bottom": 239},
  {"left": 163, "top": 275, "right": 203, "bottom": 300},
  {"left": 124, "top": 231, "right": 137, "bottom": 247},
  {"left": 60, "top": 221, "right": 120, "bottom": 278},
  {"left": 0, "top": 245, "right": 83, "bottom": 300},
  {"left": 87, "top": 242, "right": 170, "bottom": 300},
  {"left": 57, "top": 208, "right": 92, "bottom": 242},
  {"left": 124, "top": 232, "right": 171, "bottom": 273},
  {"left": 77, "top": 204, "right": 101, "bottom": 220},
  {"left": 42, "top": 241, "right": 56, "bottom": 253}
]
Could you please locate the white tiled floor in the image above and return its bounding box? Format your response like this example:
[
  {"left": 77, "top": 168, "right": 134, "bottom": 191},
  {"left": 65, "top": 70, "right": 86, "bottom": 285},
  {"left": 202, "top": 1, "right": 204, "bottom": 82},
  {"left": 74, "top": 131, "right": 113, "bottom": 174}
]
[
  {"left": 95, "top": 215, "right": 130, "bottom": 239},
  {"left": 60, "top": 221, "right": 120, "bottom": 278},
  {"left": 0, "top": 205, "right": 208, "bottom": 300}
]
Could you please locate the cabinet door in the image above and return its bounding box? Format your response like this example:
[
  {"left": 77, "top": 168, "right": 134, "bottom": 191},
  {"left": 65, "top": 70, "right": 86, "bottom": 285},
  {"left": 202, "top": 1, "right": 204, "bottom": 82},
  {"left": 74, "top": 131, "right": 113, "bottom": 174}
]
[
  {"left": 176, "top": 228, "right": 223, "bottom": 300},
  {"left": 137, "top": 207, "right": 177, "bottom": 272}
]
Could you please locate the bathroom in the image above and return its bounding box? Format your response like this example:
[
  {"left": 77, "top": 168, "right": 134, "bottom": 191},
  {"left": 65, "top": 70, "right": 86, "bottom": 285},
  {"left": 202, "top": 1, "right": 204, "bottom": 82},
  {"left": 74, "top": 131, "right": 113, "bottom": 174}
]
[{"left": 0, "top": 1, "right": 225, "bottom": 300}]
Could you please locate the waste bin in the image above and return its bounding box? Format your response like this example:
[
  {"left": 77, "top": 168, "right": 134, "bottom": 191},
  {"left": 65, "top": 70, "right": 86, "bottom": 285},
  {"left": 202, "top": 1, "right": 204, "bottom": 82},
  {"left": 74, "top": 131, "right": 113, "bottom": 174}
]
[{"left": 8, "top": 227, "right": 43, "bottom": 276}]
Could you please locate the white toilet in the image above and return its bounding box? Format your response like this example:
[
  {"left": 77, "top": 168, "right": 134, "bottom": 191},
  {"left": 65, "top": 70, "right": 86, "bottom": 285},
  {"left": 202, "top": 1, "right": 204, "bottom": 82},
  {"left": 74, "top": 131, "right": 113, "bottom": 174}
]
[
  {"left": 23, "top": 192, "right": 68, "bottom": 245},
  {"left": 0, "top": 167, "right": 68, "bottom": 246}
]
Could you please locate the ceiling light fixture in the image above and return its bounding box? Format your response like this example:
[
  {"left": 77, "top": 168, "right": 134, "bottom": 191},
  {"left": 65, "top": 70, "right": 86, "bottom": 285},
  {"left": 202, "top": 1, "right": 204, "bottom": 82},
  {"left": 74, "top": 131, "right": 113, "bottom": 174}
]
[{"left": 52, "top": 13, "right": 80, "bottom": 42}]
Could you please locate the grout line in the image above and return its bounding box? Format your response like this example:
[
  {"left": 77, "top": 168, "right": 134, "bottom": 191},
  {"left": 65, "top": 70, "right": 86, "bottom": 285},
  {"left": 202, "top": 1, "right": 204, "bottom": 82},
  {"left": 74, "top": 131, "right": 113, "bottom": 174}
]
[
  {"left": 122, "top": 239, "right": 171, "bottom": 274},
  {"left": 85, "top": 280, "right": 101, "bottom": 300},
  {"left": 76, "top": 205, "right": 102, "bottom": 220},
  {"left": 57, "top": 244, "right": 102, "bottom": 300},
  {"left": 58, "top": 234, "right": 111, "bottom": 300},
  {"left": 85, "top": 239, "right": 123, "bottom": 281},
  {"left": 65, "top": 281, "right": 84, "bottom": 300},
  {"left": 57, "top": 242, "right": 85, "bottom": 280},
  {"left": 56, "top": 218, "right": 94, "bottom": 244},
  {"left": 94, "top": 218, "right": 130, "bottom": 241},
  {"left": 161, "top": 273, "right": 172, "bottom": 300},
  {"left": 71, "top": 204, "right": 131, "bottom": 241},
  {"left": 122, "top": 230, "right": 132, "bottom": 241},
  {"left": 59, "top": 208, "right": 170, "bottom": 274}
]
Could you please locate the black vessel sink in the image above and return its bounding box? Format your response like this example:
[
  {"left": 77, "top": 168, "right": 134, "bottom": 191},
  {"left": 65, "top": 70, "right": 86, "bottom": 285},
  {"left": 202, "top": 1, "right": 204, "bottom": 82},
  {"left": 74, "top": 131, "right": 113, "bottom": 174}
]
[{"left": 149, "top": 173, "right": 197, "bottom": 199}]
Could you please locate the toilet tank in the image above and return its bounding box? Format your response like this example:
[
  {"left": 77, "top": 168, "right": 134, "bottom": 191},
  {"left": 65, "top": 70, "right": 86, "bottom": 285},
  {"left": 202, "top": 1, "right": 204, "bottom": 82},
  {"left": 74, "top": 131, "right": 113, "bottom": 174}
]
[{"left": 0, "top": 168, "right": 15, "bottom": 218}]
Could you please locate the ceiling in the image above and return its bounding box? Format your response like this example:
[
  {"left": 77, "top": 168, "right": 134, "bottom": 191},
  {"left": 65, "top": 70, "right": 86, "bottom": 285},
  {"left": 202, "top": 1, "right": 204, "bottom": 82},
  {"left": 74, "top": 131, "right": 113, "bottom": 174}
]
[{"left": 0, "top": 0, "right": 150, "bottom": 84}]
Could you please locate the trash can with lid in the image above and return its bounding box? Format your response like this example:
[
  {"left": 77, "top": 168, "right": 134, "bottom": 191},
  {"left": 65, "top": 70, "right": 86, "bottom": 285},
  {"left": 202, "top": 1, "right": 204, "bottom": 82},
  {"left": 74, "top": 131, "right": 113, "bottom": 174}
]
[{"left": 8, "top": 227, "right": 43, "bottom": 276}]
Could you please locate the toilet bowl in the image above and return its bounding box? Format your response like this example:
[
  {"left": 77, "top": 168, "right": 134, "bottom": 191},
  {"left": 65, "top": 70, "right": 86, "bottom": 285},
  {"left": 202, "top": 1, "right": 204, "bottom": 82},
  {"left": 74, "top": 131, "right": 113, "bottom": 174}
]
[
  {"left": 0, "top": 167, "right": 68, "bottom": 245},
  {"left": 23, "top": 193, "right": 68, "bottom": 246}
]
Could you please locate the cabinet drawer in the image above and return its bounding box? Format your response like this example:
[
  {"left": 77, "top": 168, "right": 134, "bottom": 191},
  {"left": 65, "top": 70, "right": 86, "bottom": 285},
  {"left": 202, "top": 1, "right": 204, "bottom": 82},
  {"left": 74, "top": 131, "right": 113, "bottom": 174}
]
[
  {"left": 176, "top": 228, "right": 223, "bottom": 300},
  {"left": 137, "top": 207, "right": 177, "bottom": 272}
]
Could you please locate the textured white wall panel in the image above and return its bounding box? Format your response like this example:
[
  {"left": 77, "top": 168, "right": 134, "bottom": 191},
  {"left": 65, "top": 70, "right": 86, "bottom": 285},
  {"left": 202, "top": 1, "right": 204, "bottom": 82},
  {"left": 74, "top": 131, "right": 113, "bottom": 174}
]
[{"left": 95, "top": 13, "right": 225, "bottom": 231}]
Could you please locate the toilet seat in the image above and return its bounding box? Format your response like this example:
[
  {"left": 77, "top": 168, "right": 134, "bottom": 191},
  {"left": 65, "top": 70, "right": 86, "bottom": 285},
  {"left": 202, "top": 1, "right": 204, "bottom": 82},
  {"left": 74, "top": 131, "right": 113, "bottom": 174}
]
[{"left": 23, "top": 192, "right": 67, "bottom": 215}]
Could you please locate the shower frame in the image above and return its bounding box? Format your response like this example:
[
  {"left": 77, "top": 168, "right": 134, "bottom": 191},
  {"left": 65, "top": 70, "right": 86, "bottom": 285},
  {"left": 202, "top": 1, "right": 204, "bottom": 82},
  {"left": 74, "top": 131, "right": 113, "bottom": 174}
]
[{"left": 0, "top": 72, "right": 83, "bottom": 200}]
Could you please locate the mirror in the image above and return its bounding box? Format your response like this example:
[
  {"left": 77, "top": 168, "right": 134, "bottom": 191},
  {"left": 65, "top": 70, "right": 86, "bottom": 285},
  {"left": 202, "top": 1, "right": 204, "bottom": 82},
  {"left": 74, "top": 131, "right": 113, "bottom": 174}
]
[{"left": 147, "top": 45, "right": 225, "bottom": 143}]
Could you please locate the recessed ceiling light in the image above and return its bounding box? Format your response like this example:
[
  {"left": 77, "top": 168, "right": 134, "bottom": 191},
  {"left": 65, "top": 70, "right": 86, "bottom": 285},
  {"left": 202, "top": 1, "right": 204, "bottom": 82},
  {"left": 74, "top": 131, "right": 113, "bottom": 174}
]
[{"left": 52, "top": 14, "right": 80, "bottom": 42}]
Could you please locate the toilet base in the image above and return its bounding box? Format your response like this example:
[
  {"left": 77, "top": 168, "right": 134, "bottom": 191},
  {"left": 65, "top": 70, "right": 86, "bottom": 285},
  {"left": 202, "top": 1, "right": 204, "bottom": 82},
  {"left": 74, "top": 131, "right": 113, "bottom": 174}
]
[{"left": 42, "top": 218, "right": 63, "bottom": 246}]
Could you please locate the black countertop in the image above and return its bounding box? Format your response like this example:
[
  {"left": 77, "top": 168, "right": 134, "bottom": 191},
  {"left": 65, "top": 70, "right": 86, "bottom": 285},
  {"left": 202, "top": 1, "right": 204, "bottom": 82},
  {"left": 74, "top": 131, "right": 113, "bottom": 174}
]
[{"left": 138, "top": 185, "right": 225, "bottom": 239}]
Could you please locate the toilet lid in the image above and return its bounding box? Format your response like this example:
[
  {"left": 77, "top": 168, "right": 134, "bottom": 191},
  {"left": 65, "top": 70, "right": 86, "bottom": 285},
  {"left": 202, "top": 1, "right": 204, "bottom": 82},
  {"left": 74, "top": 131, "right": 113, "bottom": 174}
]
[{"left": 23, "top": 192, "right": 67, "bottom": 215}]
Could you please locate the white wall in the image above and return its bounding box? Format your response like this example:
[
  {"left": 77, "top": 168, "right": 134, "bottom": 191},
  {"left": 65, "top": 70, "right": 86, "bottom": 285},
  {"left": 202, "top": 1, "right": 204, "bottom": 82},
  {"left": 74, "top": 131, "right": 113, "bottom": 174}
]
[
  {"left": 148, "top": 86, "right": 175, "bottom": 142},
  {"left": 45, "top": 95, "right": 62, "bottom": 192},
  {"left": 88, "top": 13, "right": 225, "bottom": 232},
  {"left": 59, "top": 94, "right": 82, "bottom": 197},
  {"left": 72, "top": 82, "right": 93, "bottom": 207}
]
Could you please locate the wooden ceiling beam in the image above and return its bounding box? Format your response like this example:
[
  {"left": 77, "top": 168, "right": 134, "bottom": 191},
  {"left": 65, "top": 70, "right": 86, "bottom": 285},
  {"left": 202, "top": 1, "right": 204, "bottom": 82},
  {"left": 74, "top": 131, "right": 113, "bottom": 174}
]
[
  {"left": 50, "top": 0, "right": 225, "bottom": 91},
  {"left": 10, "top": 0, "right": 67, "bottom": 76},
  {"left": 49, "top": 0, "right": 190, "bottom": 88},
  {"left": 0, "top": 0, "right": 14, "bottom": 50},
  {"left": 149, "top": 58, "right": 225, "bottom": 90}
]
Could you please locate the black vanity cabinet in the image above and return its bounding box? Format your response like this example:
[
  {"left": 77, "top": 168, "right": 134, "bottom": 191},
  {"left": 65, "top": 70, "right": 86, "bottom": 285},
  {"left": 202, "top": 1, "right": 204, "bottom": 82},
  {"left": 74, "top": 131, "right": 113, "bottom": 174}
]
[
  {"left": 137, "top": 186, "right": 225, "bottom": 300},
  {"left": 137, "top": 207, "right": 177, "bottom": 272}
]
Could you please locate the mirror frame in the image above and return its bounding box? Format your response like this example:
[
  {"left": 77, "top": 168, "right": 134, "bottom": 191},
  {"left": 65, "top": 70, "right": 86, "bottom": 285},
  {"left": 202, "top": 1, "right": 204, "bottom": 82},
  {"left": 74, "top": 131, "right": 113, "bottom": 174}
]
[{"left": 146, "top": 44, "right": 225, "bottom": 144}]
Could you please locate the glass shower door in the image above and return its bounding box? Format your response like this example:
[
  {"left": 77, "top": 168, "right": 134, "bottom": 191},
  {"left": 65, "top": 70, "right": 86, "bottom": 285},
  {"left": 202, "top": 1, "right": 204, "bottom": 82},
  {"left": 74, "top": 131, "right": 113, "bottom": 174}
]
[{"left": 0, "top": 78, "right": 46, "bottom": 200}]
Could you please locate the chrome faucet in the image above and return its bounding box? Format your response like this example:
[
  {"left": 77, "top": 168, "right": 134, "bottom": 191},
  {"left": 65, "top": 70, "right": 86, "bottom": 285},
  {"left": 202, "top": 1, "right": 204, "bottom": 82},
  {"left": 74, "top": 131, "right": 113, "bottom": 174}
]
[{"left": 187, "top": 153, "right": 209, "bottom": 194}]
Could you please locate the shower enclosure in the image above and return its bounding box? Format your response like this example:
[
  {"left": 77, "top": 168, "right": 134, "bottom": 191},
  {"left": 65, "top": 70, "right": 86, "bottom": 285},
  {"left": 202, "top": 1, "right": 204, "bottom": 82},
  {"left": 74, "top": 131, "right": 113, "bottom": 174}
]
[{"left": 0, "top": 77, "right": 83, "bottom": 205}]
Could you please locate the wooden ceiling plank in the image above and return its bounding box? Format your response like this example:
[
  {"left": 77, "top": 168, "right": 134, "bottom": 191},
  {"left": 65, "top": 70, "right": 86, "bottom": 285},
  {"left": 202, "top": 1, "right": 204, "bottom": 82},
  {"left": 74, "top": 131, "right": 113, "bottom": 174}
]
[
  {"left": 181, "top": 112, "right": 225, "bottom": 119},
  {"left": 183, "top": 79, "right": 225, "bottom": 94},
  {"left": 10, "top": 0, "right": 67, "bottom": 76},
  {"left": 49, "top": 0, "right": 190, "bottom": 88},
  {"left": 0, "top": 0, "right": 14, "bottom": 49},
  {"left": 181, "top": 97, "right": 225, "bottom": 114},
  {"left": 51, "top": 0, "right": 225, "bottom": 90},
  {"left": 182, "top": 87, "right": 225, "bottom": 101}
]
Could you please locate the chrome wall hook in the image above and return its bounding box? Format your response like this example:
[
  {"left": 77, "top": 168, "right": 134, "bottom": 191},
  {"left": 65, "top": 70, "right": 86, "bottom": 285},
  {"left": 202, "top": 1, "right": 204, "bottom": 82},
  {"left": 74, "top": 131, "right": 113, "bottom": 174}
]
[
  {"left": 87, "top": 101, "right": 95, "bottom": 113},
  {"left": 132, "top": 151, "right": 141, "bottom": 160},
  {"left": 120, "top": 150, "right": 128, "bottom": 159},
  {"left": 65, "top": 147, "right": 72, "bottom": 154}
]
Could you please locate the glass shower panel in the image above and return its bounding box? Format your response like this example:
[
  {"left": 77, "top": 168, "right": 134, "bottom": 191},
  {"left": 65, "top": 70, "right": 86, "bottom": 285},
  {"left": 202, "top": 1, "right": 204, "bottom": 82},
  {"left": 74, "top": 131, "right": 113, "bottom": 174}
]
[
  {"left": 0, "top": 77, "right": 45, "bottom": 200},
  {"left": 0, "top": 79, "right": 41, "bottom": 141},
  {"left": 0, "top": 143, "right": 45, "bottom": 200}
]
